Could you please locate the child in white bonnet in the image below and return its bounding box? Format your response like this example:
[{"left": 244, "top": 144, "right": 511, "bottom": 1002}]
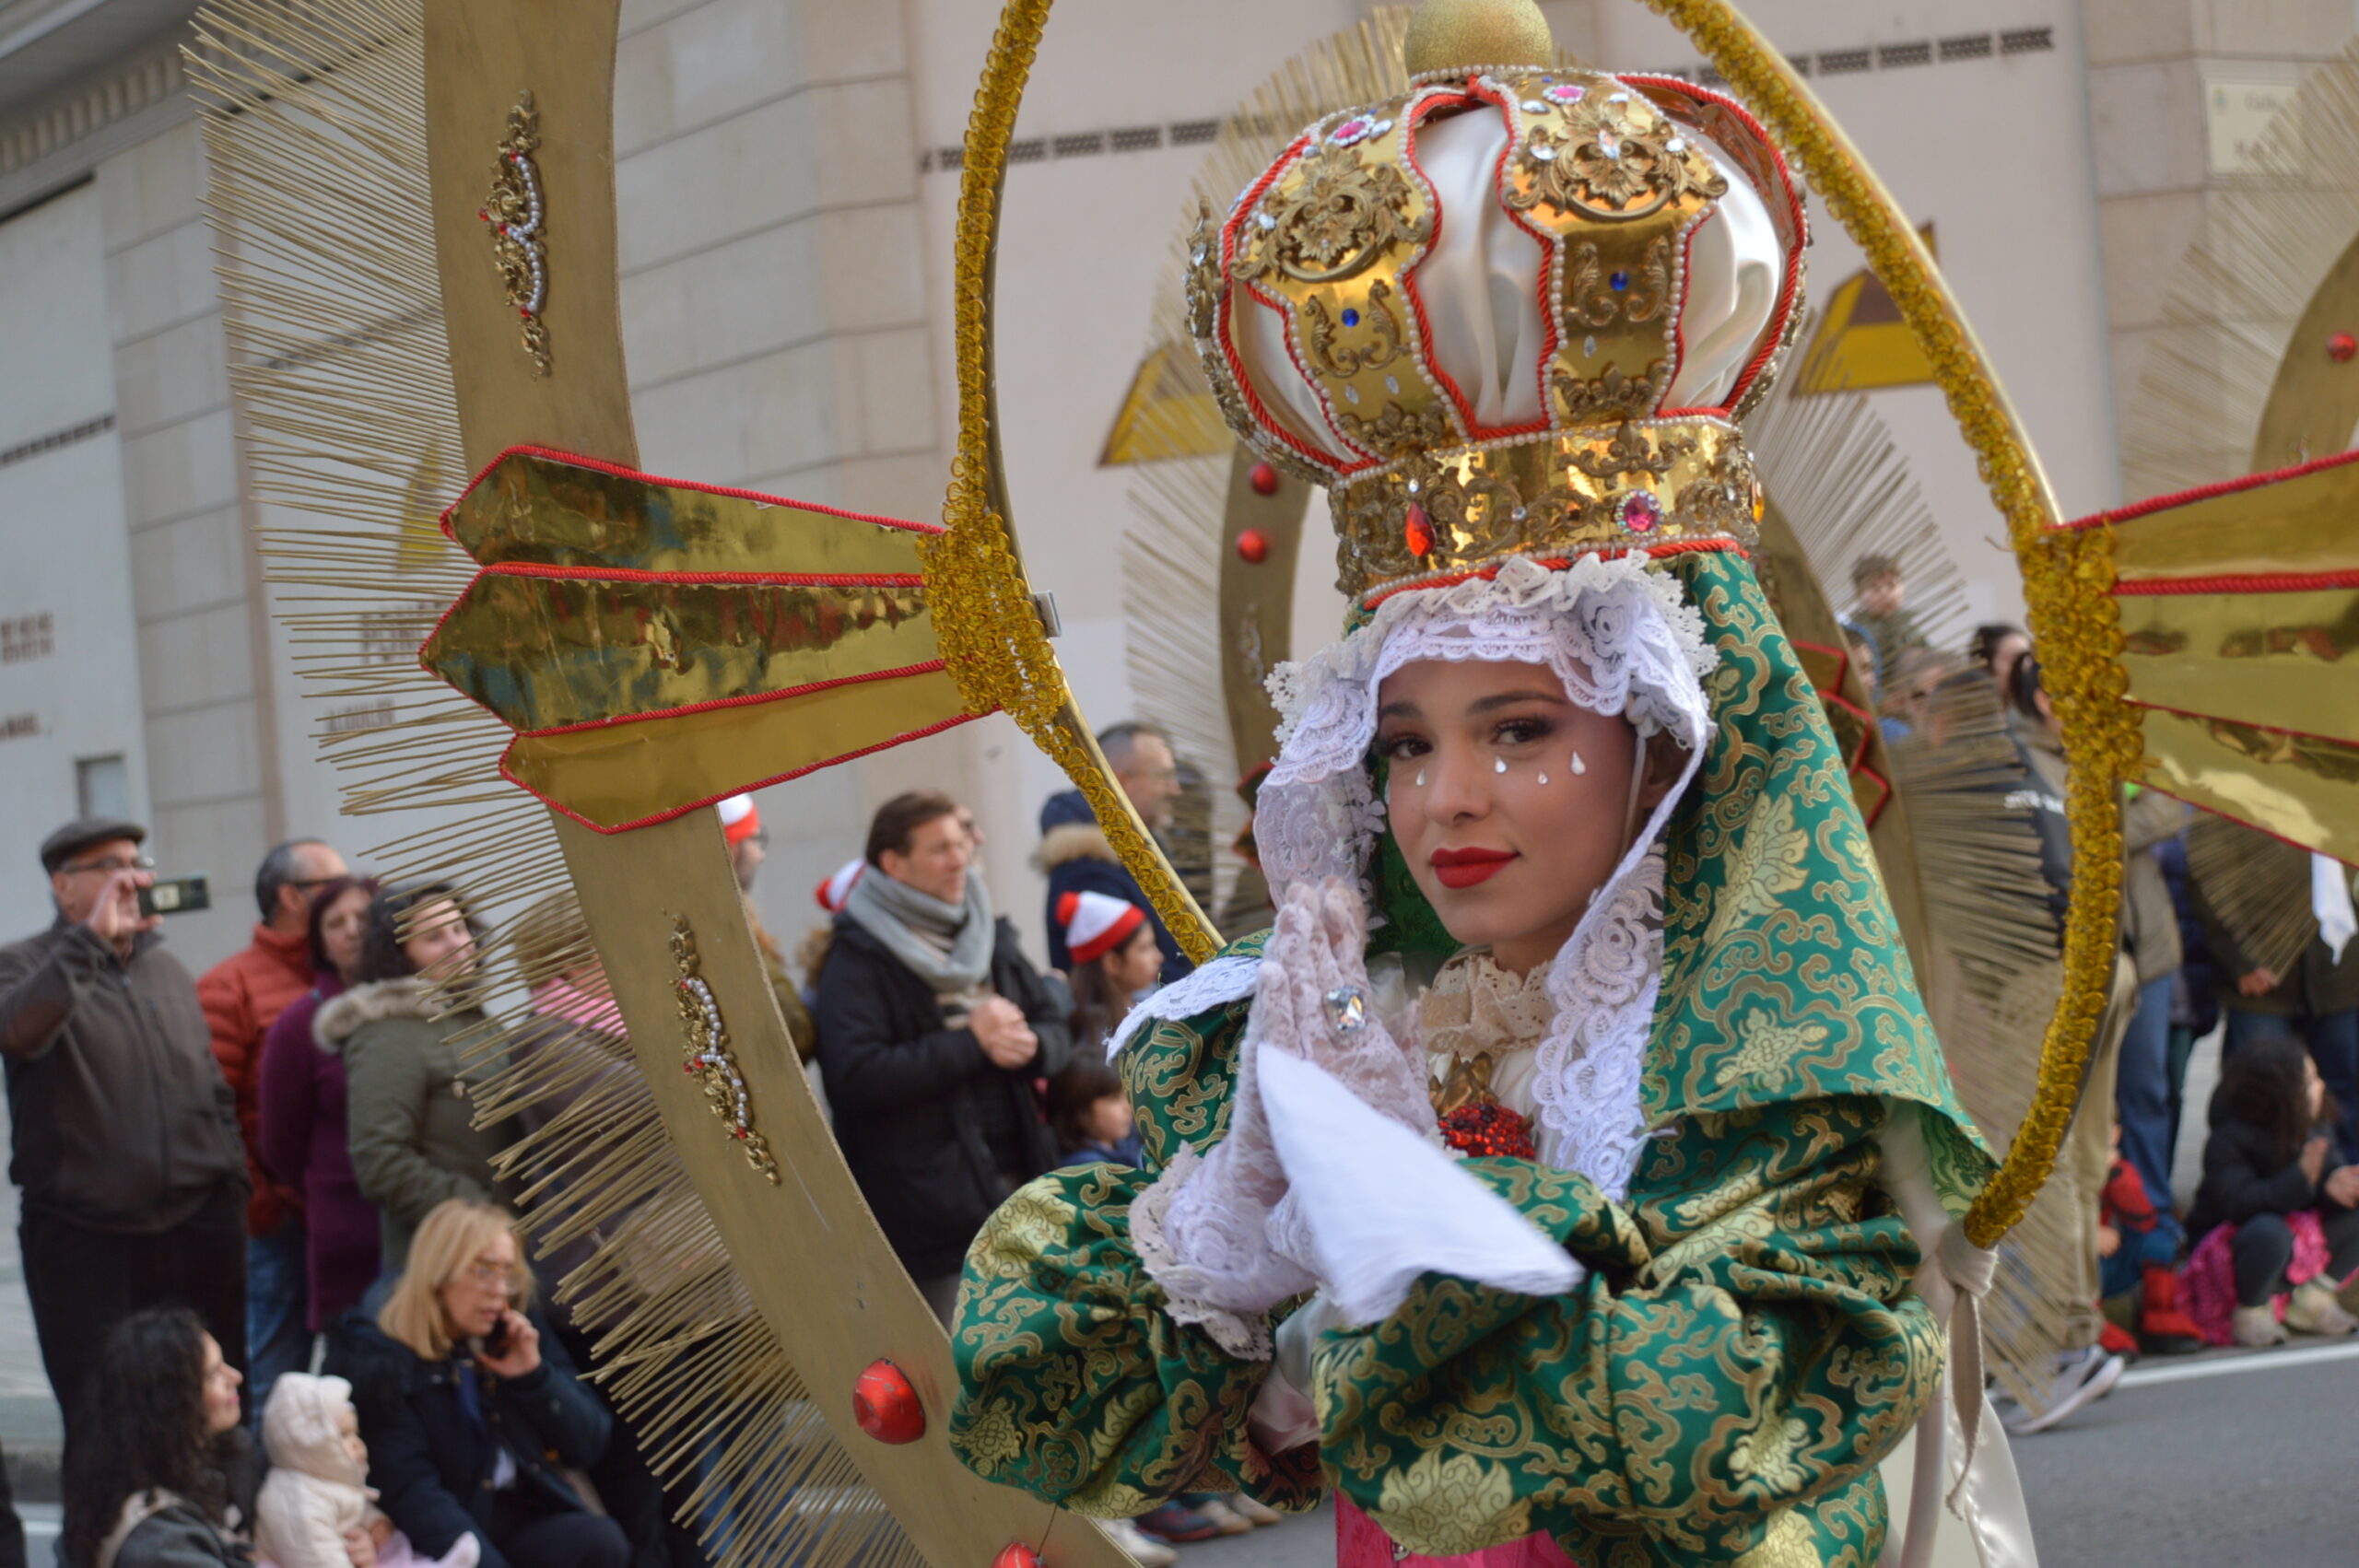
[{"left": 257, "top": 1374, "right": 479, "bottom": 1568}]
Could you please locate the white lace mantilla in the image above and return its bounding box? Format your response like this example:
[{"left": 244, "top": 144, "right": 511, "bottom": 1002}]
[
  {"left": 1133, "top": 556, "right": 1710, "bottom": 1341},
  {"left": 1254, "top": 554, "right": 1714, "bottom": 910}
]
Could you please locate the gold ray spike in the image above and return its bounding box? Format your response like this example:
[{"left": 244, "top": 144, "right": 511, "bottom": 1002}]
[{"left": 194, "top": 0, "right": 1138, "bottom": 1561}]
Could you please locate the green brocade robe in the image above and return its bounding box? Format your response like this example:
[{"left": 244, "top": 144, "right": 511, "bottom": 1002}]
[{"left": 949, "top": 553, "right": 1995, "bottom": 1566}]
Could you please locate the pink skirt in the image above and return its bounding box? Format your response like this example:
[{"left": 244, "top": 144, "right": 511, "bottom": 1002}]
[
  {"left": 2178, "top": 1209, "right": 2331, "bottom": 1346},
  {"left": 1335, "top": 1496, "right": 1574, "bottom": 1568}
]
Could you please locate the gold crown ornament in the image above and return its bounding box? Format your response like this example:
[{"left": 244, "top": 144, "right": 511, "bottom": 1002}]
[{"left": 1188, "top": 0, "right": 1807, "bottom": 602}]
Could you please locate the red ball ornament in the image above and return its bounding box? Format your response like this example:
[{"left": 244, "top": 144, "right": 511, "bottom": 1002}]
[
  {"left": 991, "top": 1545, "right": 1044, "bottom": 1568},
  {"left": 851, "top": 1359, "right": 925, "bottom": 1445},
  {"left": 2330, "top": 331, "right": 2358, "bottom": 364},
  {"left": 1403, "top": 502, "right": 1436, "bottom": 558},
  {"left": 1249, "top": 461, "right": 1281, "bottom": 497},
  {"left": 1235, "top": 528, "right": 1270, "bottom": 564}
]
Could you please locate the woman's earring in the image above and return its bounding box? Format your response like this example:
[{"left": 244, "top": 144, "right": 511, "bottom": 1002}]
[
  {"left": 1537, "top": 772, "right": 1549, "bottom": 785},
  {"left": 1494, "top": 756, "right": 1507, "bottom": 774},
  {"left": 1570, "top": 751, "right": 1587, "bottom": 776},
  {"left": 1414, "top": 767, "right": 1426, "bottom": 789}
]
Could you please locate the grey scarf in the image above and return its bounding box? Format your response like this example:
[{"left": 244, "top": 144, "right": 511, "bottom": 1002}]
[{"left": 844, "top": 865, "right": 995, "bottom": 993}]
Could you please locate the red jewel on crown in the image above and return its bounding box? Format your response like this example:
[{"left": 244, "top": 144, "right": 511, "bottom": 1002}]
[
  {"left": 1438, "top": 1102, "right": 1539, "bottom": 1161},
  {"left": 1615, "top": 490, "right": 1663, "bottom": 533},
  {"left": 1403, "top": 502, "right": 1436, "bottom": 557}
]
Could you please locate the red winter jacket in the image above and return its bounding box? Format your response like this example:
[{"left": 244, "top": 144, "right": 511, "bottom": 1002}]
[
  {"left": 2101, "top": 1154, "right": 2161, "bottom": 1235},
  {"left": 198, "top": 924, "right": 313, "bottom": 1234}
]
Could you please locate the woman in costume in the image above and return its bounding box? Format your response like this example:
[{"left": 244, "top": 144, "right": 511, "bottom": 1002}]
[{"left": 947, "top": 8, "right": 1991, "bottom": 1565}]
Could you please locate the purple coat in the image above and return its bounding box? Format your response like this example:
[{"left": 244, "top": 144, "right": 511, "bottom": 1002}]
[{"left": 256, "top": 977, "right": 381, "bottom": 1327}]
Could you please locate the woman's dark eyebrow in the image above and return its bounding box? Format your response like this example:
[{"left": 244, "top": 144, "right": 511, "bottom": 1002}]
[
  {"left": 1376, "top": 699, "right": 1422, "bottom": 722},
  {"left": 1467, "top": 689, "right": 1569, "bottom": 715}
]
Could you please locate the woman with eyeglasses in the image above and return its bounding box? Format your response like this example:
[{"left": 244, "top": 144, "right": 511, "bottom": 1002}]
[
  {"left": 329, "top": 1199, "right": 623, "bottom": 1568},
  {"left": 320, "top": 883, "right": 514, "bottom": 1278}
]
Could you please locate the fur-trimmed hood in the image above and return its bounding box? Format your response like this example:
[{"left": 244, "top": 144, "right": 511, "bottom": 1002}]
[
  {"left": 1036, "top": 819, "right": 1119, "bottom": 874},
  {"left": 312, "top": 977, "right": 433, "bottom": 1054}
]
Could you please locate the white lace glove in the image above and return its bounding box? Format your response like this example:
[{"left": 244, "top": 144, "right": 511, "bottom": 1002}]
[
  {"left": 1134, "top": 878, "right": 1428, "bottom": 1357},
  {"left": 1252, "top": 878, "right": 1435, "bottom": 1137}
]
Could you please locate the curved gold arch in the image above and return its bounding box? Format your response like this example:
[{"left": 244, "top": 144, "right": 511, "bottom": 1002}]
[{"left": 941, "top": 0, "right": 2128, "bottom": 1247}]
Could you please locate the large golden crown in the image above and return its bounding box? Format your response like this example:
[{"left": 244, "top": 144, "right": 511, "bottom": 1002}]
[{"left": 1189, "top": 0, "right": 1807, "bottom": 601}]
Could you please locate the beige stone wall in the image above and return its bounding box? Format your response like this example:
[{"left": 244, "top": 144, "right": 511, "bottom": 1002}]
[
  {"left": 7, "top": 0, "right": 2348, "bottom": 967},
  {"left": 2083, "top": 0, "right": 2355, "bottom": 487},
  {"left": 95, "top": 119, "right": 279, "bottom": 958}
]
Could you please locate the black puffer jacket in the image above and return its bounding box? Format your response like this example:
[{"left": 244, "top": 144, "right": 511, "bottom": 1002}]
[
  {"left": 2186, "top": 1113, "right": 2323, "bottom": 1243},
  {"left": 812, "top": 915, "right": 1071, "bottom": 1278},
  {"left": 325, "top": 1314, "right": 608, "bottom": 1568}
]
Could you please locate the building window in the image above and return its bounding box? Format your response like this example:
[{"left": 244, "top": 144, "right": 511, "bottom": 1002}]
[
  {"left": 1, "top": 612, "right": 53, "bottom": 663},
  {"left": 76, "top": 755, "right": 129, "bottom": 818}
]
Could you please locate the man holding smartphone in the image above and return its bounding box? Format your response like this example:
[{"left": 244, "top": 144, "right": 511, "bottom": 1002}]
[{"left": 0, "top": 816, "right": 249, "bottom": 1446}]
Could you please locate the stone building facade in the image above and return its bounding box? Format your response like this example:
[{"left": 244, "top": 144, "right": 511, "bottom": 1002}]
[{"left": 0, "top": 0, "right": 2349, "bottom": 966}]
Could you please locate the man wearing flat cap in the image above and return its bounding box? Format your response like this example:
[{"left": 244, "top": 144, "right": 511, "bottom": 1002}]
[{"left": 0, "top": 817, "right": 248, "bottom": 1443}]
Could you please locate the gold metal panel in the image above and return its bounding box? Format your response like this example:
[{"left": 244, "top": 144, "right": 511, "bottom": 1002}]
[
  {"left": 506, "top": 667, "right": 971, "bottom": 832},
  {"left": 2119, "top": 586, "right": 2359, "bottom": 744},
  {"left": 421, "top": 0, "right": 1136, "bottom": 1556},
  {"left": 2136, "top": 706, "right": 2359, "bottom": 863},
  {"left": 449, "top": 450, "right": 936, "bottom": 576},
  {"left": 426, "top": 575, "right": 937, "bottom": 732},
  {"left": 2108, "top": 455, "right": 2359, "bottom": 584}
]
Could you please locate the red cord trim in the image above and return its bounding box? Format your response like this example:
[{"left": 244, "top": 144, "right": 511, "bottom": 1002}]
[
  {"left": 1405, "top": 82, "right": 1514, "bottom": 446},
  {"left": 1358, "top": 537, "right": 1743, "bottom": 609},
  {"left": 1623, "top": 76, "right": 1808, "bottom": 412},
  {"left": 2055, "top": 446, "right": 2359, "bottom": 532},
  {"left": 2114, "top": 568, "right": 2359, "bottom": 596},
  {"left": 1221, "top": 135, "right": 1353, "bottom": 480},
  {"left": 474, "top": 561, "right": 926, "bottom": 589},
  {"left": 509, "top": 710, "right": 989, "bottom": 837},
  {"left": 513, "top": 659, "right": 952, "bottom": 739},
  {"left": 438, "top": 443, "right": 946, "bottom": 542}
]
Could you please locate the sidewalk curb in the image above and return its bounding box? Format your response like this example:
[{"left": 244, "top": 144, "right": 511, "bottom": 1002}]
[{"left": 6, "top": 1445, "right": 59, "bottom": 1505}]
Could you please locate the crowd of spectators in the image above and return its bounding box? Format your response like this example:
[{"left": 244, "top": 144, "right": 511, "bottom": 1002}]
[
  {"left": 0, "top": 716, "right": 1274, "bottom": 1568},
  {"left": 1840, "top": 562, "right": 2359, "bottom": 1436},
  {"left": 13, "top": 609, "right": 2345, "bottom": 1561}
]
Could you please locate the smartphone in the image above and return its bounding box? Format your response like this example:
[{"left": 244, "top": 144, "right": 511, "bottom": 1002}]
[
  {"left": 137, "top": 874, "right": 212, "bottom": 918},
  {"left": 482, "top": 1312, "right": 512, "bottom": 1358}
]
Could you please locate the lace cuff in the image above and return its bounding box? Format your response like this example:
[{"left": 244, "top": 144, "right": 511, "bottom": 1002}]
[{"left": 1133, "top": 1143, "right": 1313, "bottom": 1362}]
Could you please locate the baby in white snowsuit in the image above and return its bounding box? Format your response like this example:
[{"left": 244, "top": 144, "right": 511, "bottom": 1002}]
[{"left": 257, "top": 1374, "right": 480, "bottom": 1568}]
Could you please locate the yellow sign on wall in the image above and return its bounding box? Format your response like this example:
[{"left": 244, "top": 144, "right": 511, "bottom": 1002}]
[{"left": 1792, "top": 225, "right": 1941, "bottom": 395}]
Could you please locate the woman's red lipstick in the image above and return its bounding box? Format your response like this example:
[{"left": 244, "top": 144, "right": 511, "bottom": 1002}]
[{"left": 1430, "top": 846, "right": 1517, "bottom": 889}]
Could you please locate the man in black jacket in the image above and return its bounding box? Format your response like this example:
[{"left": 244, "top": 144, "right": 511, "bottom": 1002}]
[
  {"left": 0, "top": 817, "right": 249, "bottom": 1443},
  {"left": 813, "top": 791, "right": 1071, "bottom": 1320}
]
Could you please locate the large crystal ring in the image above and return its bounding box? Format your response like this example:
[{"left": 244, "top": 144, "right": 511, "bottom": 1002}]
[{"left": 1322, "top": 984, "right": 1369, "bottom": 1036}]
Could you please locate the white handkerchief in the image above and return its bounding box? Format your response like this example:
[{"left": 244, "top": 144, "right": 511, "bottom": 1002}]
[
  {"left": 1256, "top": 1047, "right": 1580, "bottom": 1326},
  {"left": 2315, "top": 853, "right": 2357, "bottom": 965}
]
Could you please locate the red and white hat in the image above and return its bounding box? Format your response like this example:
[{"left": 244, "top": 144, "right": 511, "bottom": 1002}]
[
  {"left": 717, "top": 794, "right": 762, "bottom": 848},
  {"left": 1058, "top": 890, "right": 1147, "bottom": 966},
  {"left": 814, "top": 859, "right": 865, "bottom": 914}
]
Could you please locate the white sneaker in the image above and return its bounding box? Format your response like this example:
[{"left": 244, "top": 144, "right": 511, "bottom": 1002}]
[
  {"left": 2232, "top": 1303, "right": 2289, "bottom": 1347},
  {"left": 1225, "top": 1492, "right": 1284, "bottom": 1527},
  {"left": 2283, "top": 1278, "right": 2357, "bottom": 1336},
  {"left": 1105, "top": 1519, "right": 1177, "bottom": 1567},
  {"left": 2007, "top": 1345, "right": 2124, "bottom": 1433},
  {"left": 1190, "top": 1497, "right": 1256, "bottom": 1536}
]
